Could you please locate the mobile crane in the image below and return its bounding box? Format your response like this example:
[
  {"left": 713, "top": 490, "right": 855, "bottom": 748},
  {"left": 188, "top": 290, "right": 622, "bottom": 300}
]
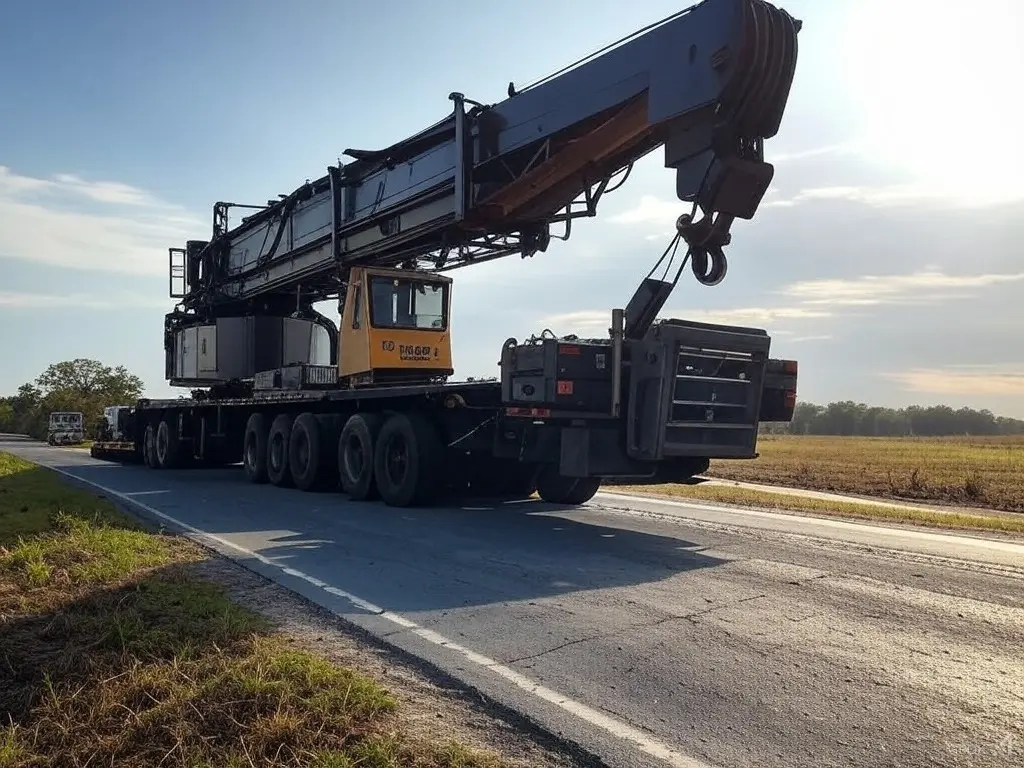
[{"left": 92, "top": 0, "right": 803, "bottom": 508}]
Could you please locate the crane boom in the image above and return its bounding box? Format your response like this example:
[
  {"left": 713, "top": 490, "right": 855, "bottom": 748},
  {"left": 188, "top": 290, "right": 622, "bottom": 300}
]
[{"left": 169, "top": 0, "right": 800, "bottom": 313}]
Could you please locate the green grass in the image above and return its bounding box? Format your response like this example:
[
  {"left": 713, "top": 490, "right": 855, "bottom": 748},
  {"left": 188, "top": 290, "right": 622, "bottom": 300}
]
[
  {"left": 705, "top": 434, "right": 1024, "bottom": 513},
  {"left": 0, "top": 451, "right": 141, "bottom": 543},
  {"left": 612, "top": 481, "right": 1024, "bottom": 534},
  {"left": 0, "top": 452, "right": 510, "bottom": 768}
]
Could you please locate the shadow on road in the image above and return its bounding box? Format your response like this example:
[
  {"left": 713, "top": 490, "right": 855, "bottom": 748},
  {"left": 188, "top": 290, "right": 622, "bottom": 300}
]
[{"left": 2, "top": 439, "right": 727, "bottom": 615}]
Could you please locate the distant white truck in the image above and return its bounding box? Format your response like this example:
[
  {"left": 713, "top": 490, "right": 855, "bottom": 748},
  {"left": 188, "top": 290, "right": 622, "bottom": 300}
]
[
  {"left": 97, "top": 405, "right": 134, "bottom": 442},
  {"left": 47, "top": 411, "right": 85, "bottom": 445}
]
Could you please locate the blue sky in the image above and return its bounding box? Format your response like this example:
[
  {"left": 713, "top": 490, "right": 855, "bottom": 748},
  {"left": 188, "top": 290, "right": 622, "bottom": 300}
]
[{"left": 2, "top": 0, "right": 1023, "bottom": 416}]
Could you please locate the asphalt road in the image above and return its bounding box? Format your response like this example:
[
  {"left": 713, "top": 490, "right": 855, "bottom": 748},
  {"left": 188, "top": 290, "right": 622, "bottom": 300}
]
[{"left": 3, "top": 436, "right": 1023, "bottom": 768}]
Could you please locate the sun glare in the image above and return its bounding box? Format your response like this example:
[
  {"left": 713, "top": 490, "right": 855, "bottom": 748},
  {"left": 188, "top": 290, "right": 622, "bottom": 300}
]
[{"left": 840, "top": 0, "right": 1024, "bottom": 205}]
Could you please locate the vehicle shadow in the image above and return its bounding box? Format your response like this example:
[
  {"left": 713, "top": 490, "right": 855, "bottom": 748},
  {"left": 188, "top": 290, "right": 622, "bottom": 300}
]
[{"left": 5, "top": 447, "right": 728, "bottom": 616}]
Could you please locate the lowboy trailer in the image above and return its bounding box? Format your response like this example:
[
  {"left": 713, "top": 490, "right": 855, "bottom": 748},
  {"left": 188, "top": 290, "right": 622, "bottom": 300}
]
[{"left": 91, "top": 0, "right": 804, "bottom": 508}]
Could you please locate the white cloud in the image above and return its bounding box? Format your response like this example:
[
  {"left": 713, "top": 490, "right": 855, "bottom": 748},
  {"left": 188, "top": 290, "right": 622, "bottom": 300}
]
[
  {"left": 538, "top": 306, "right": 831, "bottom": 336},
  {"left": 0, "top": 165, "right": 172, "bottom": 208},
  {"left": 883, "top": 366, "right": 1024, "bottom": 398},
  {"left": 50, "top": 173, "right": 161, "bottom": 207},
  {"left": 782, "top": 270, "right": 1024, "bottom": 307},
  {"left": 612, "top": 149, "right": 1023, "bottom": 225},
  {"left": 607, "top": 144, "right": 864, "bottom": 228},
  {"left": 0, "top": 290, "right": 171, "bottom": 311},
  {"left": 608, "top": 194, "right": 684, "bottom": 226},
  {"left": 539, "top": 267, "right": 1023, "bottom": 339},
  {"left": 764, "top": 184, "right": 942, "bottom": 209},
  {"left": 765, "top": 180, "right": 1024, "bottom": 210},
  {"left": 769, "top": 142, "right": 861, "bottom": 164},
  {"left": 0, "top": 165, "right": 204, "bottom": 276}
]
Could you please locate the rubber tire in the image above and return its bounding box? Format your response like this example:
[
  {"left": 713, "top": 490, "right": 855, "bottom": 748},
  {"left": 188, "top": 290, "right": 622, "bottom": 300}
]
[
  {"left": 338, "top": 412, "right": 383, "bottom": 500},
  {"left": 243, "top": 413, "right": 269, "bottom": 484},
  {"left": 536, "top": 468, "right": 601, "bottom": 505},
  {"left": 289, "top": 412, "right": 334, "bottom": 491},
  {"left": 154, "top": 418, "right": 180, "bottom": 469},
  {"left": 372, "top": 411, "right": 444, "bottom": 507},
  {"left": 143, "top": 423, "right": 157, "bottom": 468},
  {"left": 266, "top": 414, "right": 295, "bottom": 487}
]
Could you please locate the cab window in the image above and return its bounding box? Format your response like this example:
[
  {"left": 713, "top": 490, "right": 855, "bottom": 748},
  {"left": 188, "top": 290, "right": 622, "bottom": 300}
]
[{"left": 369, "top": 276, "right": 447, "bottom": 330}]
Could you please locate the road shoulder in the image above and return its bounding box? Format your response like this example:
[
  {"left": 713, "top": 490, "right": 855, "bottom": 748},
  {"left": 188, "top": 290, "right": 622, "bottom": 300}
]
[{"left": 0, "top": 449, "right": 586, "bottom": 768}]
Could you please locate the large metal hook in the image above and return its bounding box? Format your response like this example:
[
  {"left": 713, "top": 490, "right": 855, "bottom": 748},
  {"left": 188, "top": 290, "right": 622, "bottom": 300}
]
[{"left": 675, "top": 212, "right": 732, "bottom": 286}]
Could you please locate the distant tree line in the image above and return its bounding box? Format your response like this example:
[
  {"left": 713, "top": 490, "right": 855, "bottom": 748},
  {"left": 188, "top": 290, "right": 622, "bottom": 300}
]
[
  {"left": 761, "top": 400, "right": 1024, "bottom": 437},
  {"left": 0, "top": 359, "right": 144, "bottom": 440}
]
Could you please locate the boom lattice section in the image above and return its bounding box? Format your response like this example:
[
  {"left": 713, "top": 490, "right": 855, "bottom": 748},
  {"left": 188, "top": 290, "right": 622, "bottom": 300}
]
[{"left": 170, "top": 0, "right": 801, "bottom": 312}]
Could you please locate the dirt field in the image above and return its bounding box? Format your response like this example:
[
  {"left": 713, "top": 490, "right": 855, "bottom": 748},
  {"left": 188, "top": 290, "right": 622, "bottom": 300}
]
[{"left": 705, "top": 435, "right": 1024, "bottom": 513}]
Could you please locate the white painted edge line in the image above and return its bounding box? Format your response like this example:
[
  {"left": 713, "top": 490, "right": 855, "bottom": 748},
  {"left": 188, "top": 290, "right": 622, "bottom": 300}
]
[
  {"left": 594, "top": 491, "right": 1024, "bottom": 556},
  {"left": 43, "top": 464, "right": 713, "bottom": 768},
  {"left": 696, "top": 476, "right": 982, "bottom": 512}
]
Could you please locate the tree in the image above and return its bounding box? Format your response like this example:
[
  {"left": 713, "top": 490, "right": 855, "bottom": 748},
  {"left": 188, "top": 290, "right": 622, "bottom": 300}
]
[
  {"left": 35, "top": 359, "right": 143, "bottom": 402},
  {"left": 764, "top": 399, "right": 1024, "bottom": 437},
  {"left": 3, "top": 359, "right": 145, "bottom": 440},
  {"left": 0, "top": 398, "right": 13, "bottom": 433}
]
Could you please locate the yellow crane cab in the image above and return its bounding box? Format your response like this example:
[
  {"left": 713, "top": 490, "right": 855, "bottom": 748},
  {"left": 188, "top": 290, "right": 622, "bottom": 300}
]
[{"left": 338, "top": 266, "right": 454, "bottom": 386}]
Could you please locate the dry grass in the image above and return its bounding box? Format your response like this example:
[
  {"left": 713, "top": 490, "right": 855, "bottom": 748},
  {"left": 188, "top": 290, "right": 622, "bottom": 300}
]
[
  {"left": 0, "top": 452, "right": 509, "bottom": 768},
  {"left": 611, "top": 482, "right": 1024, "bottom": 534},
  {"left": 704, "top": 434, "right": 1024, "bottom": 513}
]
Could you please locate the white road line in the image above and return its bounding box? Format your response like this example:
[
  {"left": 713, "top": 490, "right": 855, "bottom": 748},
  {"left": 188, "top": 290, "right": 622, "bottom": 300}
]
[
  {"left": 595, "top": 491, "right": 1024, "bottom": 556},
  {"left": 44, "top": 464, "right": 713, "bottom": 768}
]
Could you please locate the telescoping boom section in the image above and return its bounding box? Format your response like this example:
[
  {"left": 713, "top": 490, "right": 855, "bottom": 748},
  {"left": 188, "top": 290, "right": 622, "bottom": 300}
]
[{"left": 165, "top": 0, "right": 800, "bottom": 387}]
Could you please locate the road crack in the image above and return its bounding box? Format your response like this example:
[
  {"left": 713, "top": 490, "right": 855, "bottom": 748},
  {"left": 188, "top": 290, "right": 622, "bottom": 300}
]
[
  {"left": 503, "top": 594, "right": 769, "bottom": 665},
  {"left": 503, "top": 634, "right": 609, "bottom": 665},
  {"left": 678, "top": 593, "right": 768, "bottom": 623}
]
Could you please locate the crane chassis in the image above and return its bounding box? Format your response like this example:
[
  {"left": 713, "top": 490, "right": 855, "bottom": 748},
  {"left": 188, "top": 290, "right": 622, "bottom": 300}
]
[{"left": 92, "top": 0, "right": 804, "bottom": 508}]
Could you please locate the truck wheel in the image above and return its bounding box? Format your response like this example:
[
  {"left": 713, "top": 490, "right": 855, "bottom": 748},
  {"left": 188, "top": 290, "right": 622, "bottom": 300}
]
[
  {"left": 290, "top": 412, "right": 334, "bottom": 491},
  {"left": 338, "top": 413, "right": 383, "bottom": 500},
  {"left": 536, "top": 468, "right": 601, "bottom": 505},
  {"left": 243, "top": 413, "right": 269, "bottom": 484},
  {"left": 266, "top": 414, "right": 295, "bottom": 487},
  {"left": 154, "top": 418, "right": 180, "bottom": 469},
  {"left": 143, "top": 423, "right": 157, "bottom": 468},
  {"left": 373, "top": 411, "right": 444, "bottom": 507}
]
